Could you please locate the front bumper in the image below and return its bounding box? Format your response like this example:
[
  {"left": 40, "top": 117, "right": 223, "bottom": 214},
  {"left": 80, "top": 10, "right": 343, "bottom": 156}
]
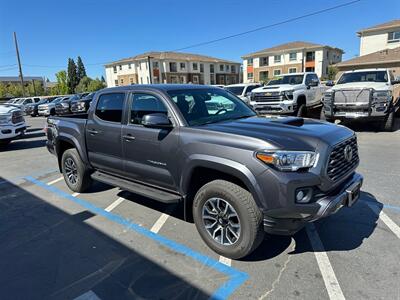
[
  {"left": 0, "top": 123, "right": 26, "bottom": 140},
  {"left": 323, "top": 101, "right": 392, "bottom": 119},
  {"left": 38, "top": 108, "right": 50, "bottom": 116},
  {"left": 250, "top": 100, "right": 296, "bottom": 114},
  {"left": 263, "top": 172, "right": 363, "bottom": 235}
]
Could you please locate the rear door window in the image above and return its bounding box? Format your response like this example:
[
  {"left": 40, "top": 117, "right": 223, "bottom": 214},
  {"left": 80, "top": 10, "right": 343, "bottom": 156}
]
[{"left": 95, "top": 93, "right": 125, "bottom": 123}]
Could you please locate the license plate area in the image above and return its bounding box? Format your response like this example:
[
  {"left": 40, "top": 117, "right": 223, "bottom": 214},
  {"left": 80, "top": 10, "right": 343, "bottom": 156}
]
[{"left": 345, "top": 182, "right": 361, "bottom": 207}]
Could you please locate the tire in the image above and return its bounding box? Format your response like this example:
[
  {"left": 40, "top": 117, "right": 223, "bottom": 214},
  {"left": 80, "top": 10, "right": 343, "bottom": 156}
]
[
  {"left": 0, "top": 139, "right": 11, "bottom": 147},
  {"left": 192, "top": 180, "right": 264, "bottom": 259},
  {"left": 320, "top": 108, "right": 333, "bottom": 122},
  {"left": 50, "top": 108, "right": 55, "bottom": 116},
  {"left": 296, "top": 103, "right": 307, "bottom": 117},
  {"left": 61, "top": 148, "right": 92, "bottom": 192},
  {"left": 382, "top": 110, "right": 395, "bottom": 132}
]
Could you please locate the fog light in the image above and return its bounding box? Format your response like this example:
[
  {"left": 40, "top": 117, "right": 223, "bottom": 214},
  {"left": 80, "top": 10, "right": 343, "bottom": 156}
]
[{"left": 295, "top": 188, "right": 312, "bottom": 203}]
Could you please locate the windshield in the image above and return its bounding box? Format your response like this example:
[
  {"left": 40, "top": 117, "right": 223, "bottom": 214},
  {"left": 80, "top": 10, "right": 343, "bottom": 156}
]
[
  {"left": 16, "top": 98, "right": 26, "bottom": 104},
  {"left": 337, "top": 71, "right": 388, "bottom": 84},
  {"left": 225, "top": 86, "right": 245, "bottom": 95},
  {"left": 267, "top": 75, "right": 304, "bottom": 85},
  {"left": 51, "top": 97, "right": 63, "bottom": 103},
  {"left": 167, "top": 88, "right": 256, "bottom": 126}
]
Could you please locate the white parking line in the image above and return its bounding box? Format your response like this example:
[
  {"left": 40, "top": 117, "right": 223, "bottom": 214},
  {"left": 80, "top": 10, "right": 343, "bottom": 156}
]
[
  {"left": 150, "top": 213, "right": 170, "bottom": 233},
  {"left": 366, "top": 202, "right": 400, "bottom": 239},
  {"left": 72, "top": 192, "right": 80, "bottom": 197},
  {"left": 104, "top": 197, "right": 125, "bottom": 212},
  {"left": 306, "top": 224, "right": 345, "bottom": 300},
  {"left": 47, "top": 177, "right": 64, "bottom": 185},
  {"left": 219, "top": 256, "right": 231, "bottom": 266}
]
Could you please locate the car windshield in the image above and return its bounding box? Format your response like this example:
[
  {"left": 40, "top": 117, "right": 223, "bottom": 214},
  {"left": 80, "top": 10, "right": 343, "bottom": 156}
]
[
  {"left": 337, "top": 71, "right": 388, "bottom": 84},
  {"left": 267, "top": 75, "right": 304, "bottom": 85},
  {"left": 167, "top": 88, "right": 256, "bottom": 126},
  {"left": 225, "top": 86, "right": 245, "bottom": 95},
  {"left": 51, "top": 97, "right": 63, "bottom": 103},
  {"left": 16, "top": 98, "right": 26, "bottom": 104}
]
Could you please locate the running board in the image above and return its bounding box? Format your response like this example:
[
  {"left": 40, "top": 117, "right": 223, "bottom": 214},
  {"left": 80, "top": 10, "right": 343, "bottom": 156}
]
[{"left": 91, "top": 171, "right": 181, "bottom": 204}]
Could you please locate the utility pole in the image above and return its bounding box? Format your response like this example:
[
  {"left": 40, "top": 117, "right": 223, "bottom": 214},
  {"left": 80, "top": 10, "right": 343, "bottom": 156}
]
[
  {"left": 147, "top": 56, "right": 153, "bottom": 84},
  {"left": 13, "top": 32, "right": 25, "bottom": 96}
]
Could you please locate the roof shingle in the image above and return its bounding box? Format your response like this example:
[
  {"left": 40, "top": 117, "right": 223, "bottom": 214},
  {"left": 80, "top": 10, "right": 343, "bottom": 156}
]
[{"left": 336, "top": 47, "right": 400, "bottom": 67}]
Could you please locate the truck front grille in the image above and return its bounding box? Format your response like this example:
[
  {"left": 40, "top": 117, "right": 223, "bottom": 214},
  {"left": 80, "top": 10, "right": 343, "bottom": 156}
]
[
  {"left": 333, "top": 89, "right": 371, "bottom": 104},
  {"left": 253, "top": 92, "right": 282, "bottom": 102},
  {"left": 12, "top": 111, "right": 24, "bottom": 124},
  {"left": 327, "top": 136, "right": 359, "bottom": 181}
]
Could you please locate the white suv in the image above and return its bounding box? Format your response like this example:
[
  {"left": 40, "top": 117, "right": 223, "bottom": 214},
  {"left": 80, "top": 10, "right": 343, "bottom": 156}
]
[{"left": 224, "top": 83, "right": 262, "bottom": 104}]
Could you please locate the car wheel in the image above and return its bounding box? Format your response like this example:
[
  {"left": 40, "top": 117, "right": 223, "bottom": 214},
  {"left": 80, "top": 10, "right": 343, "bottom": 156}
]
[
  {"left": 50, "top": 109, "right": 55, "bottom": 116},
  {"left": 296, "top": 104, "right": 307, "bottom": 117},
  {"left": 0, "top": 139, "right": 11, "bottom": 147},
  {"left": 61, "top": 149, "right": 92, "bottom": 193},
  {"left": 382, "top": 110, "right": 395, "bottom": 132},
  {"left": 320, "top": 108, "right": 333, "bottom": 122},
  {"left": 193, "top": 180, "right": 264, "bottom": 259}
]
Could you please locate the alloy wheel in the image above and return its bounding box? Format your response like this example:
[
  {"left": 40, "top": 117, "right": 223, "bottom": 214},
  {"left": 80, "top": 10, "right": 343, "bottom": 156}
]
[{"left": 64, "top": 157, "right": 78, "bottom": 185}]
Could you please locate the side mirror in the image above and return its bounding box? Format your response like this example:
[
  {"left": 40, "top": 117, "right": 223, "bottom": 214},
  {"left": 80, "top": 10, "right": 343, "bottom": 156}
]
[
  {"left": 142, "top": 113, "right": 172, "bottom": 128},
  {"left": 326, "top": 80, "right": 335, "bottom": 86},
  {"left": 307, "top": 79, "right": 319, "bottom": 87}
]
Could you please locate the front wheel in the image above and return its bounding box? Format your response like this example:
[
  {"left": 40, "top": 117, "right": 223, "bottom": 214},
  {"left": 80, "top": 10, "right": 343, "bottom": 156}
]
[
  {"left": 193, "top": 180, "right": 264, "bottom": 259},
  {"left": 61, "top": 149, "right": 92, "bottom": 192},
  {"left": 320, "top": 108, "right": 333, "bottom": 122},
  {"left": 296, "top": 104, "right": 307, "bottom": 117},
  {"left": 382, "top": 110, "right": 395, "bottom": 132}
]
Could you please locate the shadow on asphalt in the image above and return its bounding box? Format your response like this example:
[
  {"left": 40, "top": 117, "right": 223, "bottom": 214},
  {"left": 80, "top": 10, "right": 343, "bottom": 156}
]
[
  {"left": 0, "top": 177, "right": 211, "bottom": 300},
  {"left": 0, "top": 139, "right": 46, "bottom": 151},
  {"left": 338, "top": 117, "right": 400, "bottom": 133}
]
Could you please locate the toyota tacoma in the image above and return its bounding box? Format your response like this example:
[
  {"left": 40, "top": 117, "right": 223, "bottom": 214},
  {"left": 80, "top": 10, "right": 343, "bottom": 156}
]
[{"left": 46, "top": 85, "right": 363, "bottom": 259}]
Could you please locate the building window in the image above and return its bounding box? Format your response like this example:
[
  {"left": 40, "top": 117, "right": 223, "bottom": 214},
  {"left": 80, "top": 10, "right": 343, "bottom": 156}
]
[
  {"left": 140, "top": 77, "right": 143, "bottom": 84},
  {"left": 192, "top": 75, "right": 199, "bottom": 84},
  {"left": 273, "top": 69, "right": 281, "bottom": 76},
  {"left": 289, "top": 52, "right": 297, "bottom": 61},
  {"left": 180, "top": 62, "right": 186, "bottom": 70},
  {"left": 113, "top": 66, "right": 117, "bottom": 73},
  {"left": 260, "top": 57, "right": 268, "bottom": 66},
  {"left": 153, "top": 61, "right": 159, "bottom": 68},
  {"left": 180, "top": 76, "right": 186, "bottom": 83},
  {"left": 169, "top": 62, "right": 177, "bottom": 72},
  {"left": 114, "top": 79, "right": 118, "bottom": 86},
  {"left": 274, "top": 55, "right": 281, "bottom": 63},
  {"left": 260, "top": 71, "right": 268, "bottom": 81},
  {"left": 210, "top": 74, "right": 215, "bottom": 84},
  {"left": 247, "top": 72, "right": 254, "bottom": 79},
  {"left": 170, "top": 75, "right": 179, "bottom": 83},
  {"left": 200, "top": 63, "right": 204, "bottom": 73},
  {"left": 388, "top": 31, "right": 400, "bottom": 43},
  {"left": 288, "top": 67, "right": 297, "bottom": 73},
  {"left": 120, "top": 78, "right": 124, "bottom": 85},
  {"left": 306, "top": 51, "right": 315, "bottom": 62},
  {"left": 210, "top": 64, "right": 215, "bottom": 73},
  {"left": 247, "top": 58, "right": 253, "bottom": 66},
  {"left": 129, "top": 77, "right": 134, "bottom": 84},
  {"left": 128, "top": 63, "right": 132, "bottom": 69},
  {"left": 219, "top": 64, "right": 224, "bottom": 72},
  {"left": 225, "top": 65, "right": 229, "bottom": 72},
  {"left": 193, "top": 63, "right": 198, "bottom": 71},
  {"left": 231, "top": 65, "right": 236, "bottom": 73},
  {"left": 305, "top": 67, "right": 315, "bottom": 72},
  {"left": 119, "top": 65, "right": 122, "bottom": 70}
]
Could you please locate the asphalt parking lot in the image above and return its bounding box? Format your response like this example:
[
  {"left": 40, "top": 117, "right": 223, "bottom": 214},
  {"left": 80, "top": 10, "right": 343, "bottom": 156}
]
[{"left": 1, "top": 116, "right": 400, "bottom": 300}]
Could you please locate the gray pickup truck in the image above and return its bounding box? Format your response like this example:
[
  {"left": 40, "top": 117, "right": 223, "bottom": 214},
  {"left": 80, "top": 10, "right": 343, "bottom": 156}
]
[{"left": 46, "top": 84, "right": 363, "bottom": 259}]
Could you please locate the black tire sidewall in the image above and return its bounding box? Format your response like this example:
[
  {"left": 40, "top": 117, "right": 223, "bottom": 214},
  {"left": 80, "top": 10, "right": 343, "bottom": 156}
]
[
  {"left": 61, "top": 149, "right": 88, "bottom": 192},
  {"left": 193, "top": 181, "right": 262, "bottom": 259},
  {"left": 296, "top": 104, "right": 307, "bottom": 117}
]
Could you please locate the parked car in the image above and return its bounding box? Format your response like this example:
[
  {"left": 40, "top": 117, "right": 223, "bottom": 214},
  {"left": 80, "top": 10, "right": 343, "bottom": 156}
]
[
  {"left": 46, "top": 84, "right": 363, "bottom": 259},
  {"left": 38, "top": 96, "right": 67, "bottom": 116},
  {"left": 5, "top": 98, "right": 20, "bottom": 104},
  {"left": 250, "top": 72, "right": 328, "bottom": 117},
  {"left": 9, "top": 97, "right": 41, "bottom": 113},
  {"left": 70, "top": 92, "right": 95, "bottom": 114},
  {"left": 224, "top": 83, "right": 262, "bottom": 104},
  {"left": 55, "top": 95, "right": 78, "bottom": 115},
  {"left": 0, "top": 105, "right": 26, "bottom": 146},
  {"left": 321, "top": 68, "right": 400, "bottom": 131},
  {"left": 25, "top": 97, "right": 58, "bottom": 117}
]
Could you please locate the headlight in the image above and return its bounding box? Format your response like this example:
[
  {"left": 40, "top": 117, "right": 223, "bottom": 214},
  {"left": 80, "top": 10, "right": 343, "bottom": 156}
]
[
  {"left": 373, "top": 90, "right": 391, "bottom": 102},
  {"left": 323, "top": 91, "right": 333, "bottom": 103},
  {"left": 282, "top": 90, "right": 294, "bottom": 100},
  {"left": 0, "top": 114, "right": 12, "bottom": 124},
  {"left": 256, "top": 150, "right": 318, "bottom": 171}
]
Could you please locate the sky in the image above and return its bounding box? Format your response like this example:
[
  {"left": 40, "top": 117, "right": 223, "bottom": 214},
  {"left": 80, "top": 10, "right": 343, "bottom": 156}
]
[{"left": 0, "top": 0, "right": 399, "bottom": 81}]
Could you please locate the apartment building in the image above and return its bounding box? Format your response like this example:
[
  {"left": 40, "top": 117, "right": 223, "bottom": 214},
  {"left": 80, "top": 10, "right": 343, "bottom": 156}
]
[
  {"left": 104, "top": 51, "right": 241, "bottom": 87},
  {"left": 241, "top": 41, "right": 343, "bottom": 82},
  {"left": 358, "top": 20, "right": 400, "bottom": 56}
]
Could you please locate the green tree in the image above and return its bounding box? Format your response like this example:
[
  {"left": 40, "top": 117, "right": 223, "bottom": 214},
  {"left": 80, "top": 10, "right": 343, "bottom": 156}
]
[
  {"left": 76, "top": 56, "right": 87, "bottom": 83},
  {"left": 67, "top": 58, "right": 78, "bottom": 93},
  {"left": 54, "top": 70, "right": 69, "bottom": 95},
  {"left": 26, "top": 80, "right": 45, "bottom": 96},
  {"left": 87, "top": 78, "right": 106, "bottom": 92},
  {"left": 327, "top": 65, "right": 338, "bottom": 81},
  {"left": 101, "top": 75, "right": 106, "bottom": 83},
  {"left": 75, "top": 76, "right": 92, "bottom": 93}
]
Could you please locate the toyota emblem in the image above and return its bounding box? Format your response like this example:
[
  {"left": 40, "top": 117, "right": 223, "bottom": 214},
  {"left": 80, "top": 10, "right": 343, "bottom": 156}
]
[{"left": 344, "top": 145, "right": 353, "bottom": 162}]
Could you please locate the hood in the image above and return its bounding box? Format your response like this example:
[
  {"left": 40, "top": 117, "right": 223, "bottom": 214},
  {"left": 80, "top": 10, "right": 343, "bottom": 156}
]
[
  {"left": 330, "top": 82, "right": 390, "bottom": 92},
  {"left": 0, "top": 105, "right": 20, "bottom": 114},
  {"left": 253, "top": 84, "right": 301, "bottom": 93},
  {"left": 198, "top": 116, "right": 353, "bottom": 150}
]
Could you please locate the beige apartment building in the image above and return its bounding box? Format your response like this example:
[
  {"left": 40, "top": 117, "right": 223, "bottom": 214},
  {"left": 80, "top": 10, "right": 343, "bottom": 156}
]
[
  {"left": 104, "top": 51, "right": 241, "bottom": 87},
  {"left": 241, "top": 41, "right": 343, "bottom": 83}
]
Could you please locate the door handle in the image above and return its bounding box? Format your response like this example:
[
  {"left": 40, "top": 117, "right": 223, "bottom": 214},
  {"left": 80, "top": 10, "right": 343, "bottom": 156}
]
[
  {"left": 87, "top": 129, "right": 99, "bottom": 135},
  {"left": 123, "top": 135, "right": 136, "bottom": 141}
]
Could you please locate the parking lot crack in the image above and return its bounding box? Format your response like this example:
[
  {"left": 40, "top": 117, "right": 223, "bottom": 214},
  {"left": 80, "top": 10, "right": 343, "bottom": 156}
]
[{"left": 258, "top": 238, "right": 296, "bottom": 300}]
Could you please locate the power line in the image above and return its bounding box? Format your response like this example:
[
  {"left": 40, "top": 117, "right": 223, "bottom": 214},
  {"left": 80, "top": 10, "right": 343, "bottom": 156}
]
[
  {"left": 0, "top": 64, "right": 17, "bottom": 69},
  {"left": 171, "top": 0, "right": 361, "bottom": 51},
  {"left": 0, "top": 66, "right": 18, "bottom": 72}
]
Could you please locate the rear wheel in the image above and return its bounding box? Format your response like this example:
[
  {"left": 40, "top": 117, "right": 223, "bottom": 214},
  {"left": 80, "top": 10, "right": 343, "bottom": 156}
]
[
  {"left": 61, "top": 149, "right": 92, "bottom": 192},
  {"left": 193, "top": 180, "right": 264, "bottom": 259}
]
